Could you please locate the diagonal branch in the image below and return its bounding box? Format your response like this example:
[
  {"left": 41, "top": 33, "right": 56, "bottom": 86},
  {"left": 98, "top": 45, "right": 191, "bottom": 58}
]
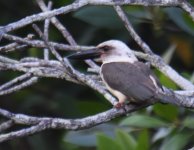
[
  {"left": 180, "top": 1, "right": 194, "bottom": 22},
  {"left": 0, "top": 77, "right": 38, "bottom": 96},
  {"left": 114, "top": 5, "right": 153, "bottom": 54},
  {"left": 0, "top": 122, "right": 50, "bottom": 142},
  {"left": 114, "top": 5, "right": 194, "bottom": 90},
  {"left": 0, "top": 103, "right": 148, "bottom": 142},
  {"left": 134, "top": 51, "right": 194, "bottom": 90},
  {"left": 0, "top": 120, "right": 15, "bottom": 133},
  {"left": 35, "top": 0, "right": 100, "bottom": 70},
  {"left": 36, "top": 0, "right": 77, "bottom": 45},
  {"left": 0, "top": 0, "right": 183, "bottom": 39},
  {"left": 1, "top": 34, "right": 94, "bottom": 52}
]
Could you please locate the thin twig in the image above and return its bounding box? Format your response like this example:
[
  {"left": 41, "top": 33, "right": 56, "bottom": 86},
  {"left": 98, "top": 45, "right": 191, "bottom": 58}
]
[
  {"left": 36, "top": 0, "right": 77, "bottom": 45},
  {"left": 0, "top": 120, "right": 15, "bottom": 133},
  {"left": 0, "top": 121, "right": 50, "bottom": 142},
  {"left": 2, "top": 34, "right": 94, "bottom": 51},
  {"left": 0, "top": 73, "right": 33, "bottom": 91},
  {"left": 43, "top": 2, "right": 52, "bottom": 60},
  {"left": 180, "top": 1, "right": 194, "bottom": 22},
  {"left": 0, "top": 55, "right": 18, "bottom": 64},
  {"left": 0, "top": 43, "right": 22, "bottom": 53},
  {"left": 33, "top": 24, "right": 63, "bottom": 61},
  {"left": 0, "top": 34, "right": 34, "bottom": 53},
  {"left": 0, "top": 77, "right": 38, "bottom": 95},
  {"left": 37, "top": 0, "right": 100, "bottom": 70},
  {"left": 114, "top": 5, "right": 153, "bottom": 54}
]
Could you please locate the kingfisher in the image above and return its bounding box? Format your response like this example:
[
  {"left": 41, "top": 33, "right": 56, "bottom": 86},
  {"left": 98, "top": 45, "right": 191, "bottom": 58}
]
[{"left": 68, "top": 40, "right": 171, "bottom": 108}]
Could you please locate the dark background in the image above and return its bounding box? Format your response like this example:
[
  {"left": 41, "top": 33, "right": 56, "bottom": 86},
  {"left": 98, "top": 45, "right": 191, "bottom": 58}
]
[{"left": 1, "top": 0, "right": 194, "bottom": 149}]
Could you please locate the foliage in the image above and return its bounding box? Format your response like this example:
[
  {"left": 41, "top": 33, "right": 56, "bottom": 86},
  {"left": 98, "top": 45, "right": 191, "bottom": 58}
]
[{"left": 1, "top": 0, "right": 194, "bottom": 150}]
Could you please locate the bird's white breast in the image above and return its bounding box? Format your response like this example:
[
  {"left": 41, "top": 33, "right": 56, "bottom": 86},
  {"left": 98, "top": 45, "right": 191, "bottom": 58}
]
[{"left": 100, "top": 63, "right": 127, "bottom": 103}]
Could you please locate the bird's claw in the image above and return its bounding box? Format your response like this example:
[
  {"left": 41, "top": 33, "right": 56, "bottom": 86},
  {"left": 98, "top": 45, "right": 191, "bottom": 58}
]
[
  {"left": 114, "top": 102, "right": 128, "bottom": 114},
  {"left": 114, "top": 102, "right": 125, "bottom": 109}
]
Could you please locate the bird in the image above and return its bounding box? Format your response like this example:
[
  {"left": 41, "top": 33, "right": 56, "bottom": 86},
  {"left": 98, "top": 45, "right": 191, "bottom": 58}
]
[{"left": 67, "top": 40, "right": 172, "bottom": 108}]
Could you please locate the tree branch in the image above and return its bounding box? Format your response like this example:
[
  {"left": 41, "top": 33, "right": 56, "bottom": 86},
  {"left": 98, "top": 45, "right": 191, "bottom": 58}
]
[
  {"left": 0, "top": 0, "right": 185, "bottom": 36},
  {"left": 0, "top": 120, "right": 15, "bottom": 133},
  {"left": 0, "top": 104, "right": 148, "bottom": 142},
  {"left": 1, "top": 34, "right": 94, "bottom": 52},
  {"left": 114, "top": 5, "right": 194, "bottom": 90},
  {"left": 43, "top": 1, "right": 52, "bottom": 60},
  {"left": 134, "top": 51, "right": 194, "bottom": 90}
]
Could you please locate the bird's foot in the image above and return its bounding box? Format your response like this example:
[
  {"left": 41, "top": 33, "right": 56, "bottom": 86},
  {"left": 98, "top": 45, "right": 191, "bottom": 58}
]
[
  {"left": 114, "top": 102, "right": 128, "bottom": 113},
  {"left": 114, "top": 102, "right": 125, "bottom": 109}
]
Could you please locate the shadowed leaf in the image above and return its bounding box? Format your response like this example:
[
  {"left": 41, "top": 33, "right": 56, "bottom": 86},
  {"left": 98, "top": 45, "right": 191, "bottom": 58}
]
[{"left": 120, "top": 114, "right": 168, "bottom": 128}]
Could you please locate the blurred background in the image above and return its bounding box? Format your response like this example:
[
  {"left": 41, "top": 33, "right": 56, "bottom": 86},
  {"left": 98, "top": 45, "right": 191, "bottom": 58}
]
[{"left": 1, "top": 0, "right": 194, "bottom": 149}]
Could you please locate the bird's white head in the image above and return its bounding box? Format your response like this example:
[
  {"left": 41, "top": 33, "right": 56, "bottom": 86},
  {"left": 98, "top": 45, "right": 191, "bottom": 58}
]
[
  {"left": 68, "top": 40, "right": 138, "bottom": 63},
  {"left": 97, "top": 40, "right": 137, "bottom": 63}
]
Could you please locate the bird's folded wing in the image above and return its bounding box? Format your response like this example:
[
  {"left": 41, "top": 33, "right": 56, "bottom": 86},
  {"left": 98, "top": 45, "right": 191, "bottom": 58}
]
[{"left": 101, "top": 62, "right": 160, "bottom": 102}]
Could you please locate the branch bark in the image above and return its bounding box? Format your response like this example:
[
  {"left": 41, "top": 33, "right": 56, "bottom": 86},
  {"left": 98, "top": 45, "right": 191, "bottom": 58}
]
[{"left": 0, "top": 104, "right": 148, "bottom": 142}]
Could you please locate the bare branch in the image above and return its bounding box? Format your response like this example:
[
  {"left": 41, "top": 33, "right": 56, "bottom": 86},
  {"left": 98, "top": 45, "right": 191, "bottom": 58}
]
[
  {"left": 0, "top": 77, "right": 38, "bottom": 95},
  {"left": 35, "top": 0, "right": 100, "bottom": 71},
  {"left": 0, "top": 43, "right": 26, "bottom": 53},
  {"left": 0, "top": 122, "right": 50, "bottom": 142},
  {"left": 0, "top": 0, "right": 183, "bottom": 36},
  {"left": 2, "top": 34, "right": 94, "bottom": 52},
  {"left": 87, "top": 0, "right": 181, "bottom": 6},
  {"left": 114, "top": 5, "right": 153, "bottom": 54},
  {"left": 134, "top": 51, "right": 194, "bottom": 90},
  {"left": 1, "top": 86, "right": 194, "bottom": 142},
  {"left": 33, "top": 24, "right": 63, "bottom": 62},
  {"left": 32, "top": 24, "right": 82, "bottom": 85},
  {"left": 0, "top": 55, "right": 18, "bottom": 64},
  {"left": 113, "top": 5, "right": 194, "bottom": 90},
  {"left": 43, "top": 1, "right": 52, "bottom": 60},
  {"left": 0, "top": 120, "right": 15, "bottom": 133},
  {"left": 36, "top": 0, "right": 77, "bottom": 45},
  {"left": 0, "top": 104, "right": 148, "bottom": 142},
  {"left": 0, "top": 1, "right": 87, "bottom": 34},
  {"left": 0, "top": 73, "right": 33, "bottom": 91},
  {"left": 180, "top": 1, "right": 194, "bottom": 22}
]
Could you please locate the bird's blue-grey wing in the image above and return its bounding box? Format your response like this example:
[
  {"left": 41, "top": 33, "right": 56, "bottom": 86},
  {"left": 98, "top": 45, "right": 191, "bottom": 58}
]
[{"left": 101, "top": 62, "right": 160, "bottom": 102}]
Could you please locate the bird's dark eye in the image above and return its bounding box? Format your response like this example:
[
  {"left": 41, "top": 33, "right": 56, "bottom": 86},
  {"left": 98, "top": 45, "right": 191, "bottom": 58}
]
[{"left": 101, "top": 46, "right": 111, "bottom": 51}]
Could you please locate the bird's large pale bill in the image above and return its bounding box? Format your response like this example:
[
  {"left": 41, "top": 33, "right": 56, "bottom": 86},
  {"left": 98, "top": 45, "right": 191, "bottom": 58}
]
[{"left": 67, "top": 48, "right": 101, "bottom": 60}]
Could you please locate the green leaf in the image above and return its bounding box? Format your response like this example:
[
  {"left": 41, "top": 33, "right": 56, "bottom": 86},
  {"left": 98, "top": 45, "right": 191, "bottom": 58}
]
[
  {"left": 28, "top": 47, "right": 39, "bottom": 57},
  {"left": 120, "top": 114, "right": 168, "bottom": 128},
  {"left": 183, "top": 117, "right": 194, "bottom": 129},
  {"left": 159, "top": 73, "right": 177, "bottom": 89},
  {"left": 97, "top": 133, "right": 122, "bottom": 150},
  {"left": 116, "top": 129, "right": 137, "bottom": 150},
  {"left": 124, "top": 6, "right": 152, "bottom": 24},
  {"left": 152, "top": 128, "right": 173, "bottom": 142},
  {"left": 160, "top": 132, "right": 192, "bottom": 150},
  {"left": 136, "top": 130, "right": 149, "bottom": 150},
  {"left": 73, "top": 6, "right": 123, "bottom": 29},
  {"left": 76, "top": 101, "right": 108, "bottom": 116},
  {"left": 164, "top": 8, "right": 194, "bottom": 36},
  {"left": 153, "top": 103, "right": 178, "bottom": 121},
  {"left": 162, "top": 44, "right": 176, "bottom": 64},
  {"left": 64, "top": 124, "right": 116, "bottom": 147}
]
